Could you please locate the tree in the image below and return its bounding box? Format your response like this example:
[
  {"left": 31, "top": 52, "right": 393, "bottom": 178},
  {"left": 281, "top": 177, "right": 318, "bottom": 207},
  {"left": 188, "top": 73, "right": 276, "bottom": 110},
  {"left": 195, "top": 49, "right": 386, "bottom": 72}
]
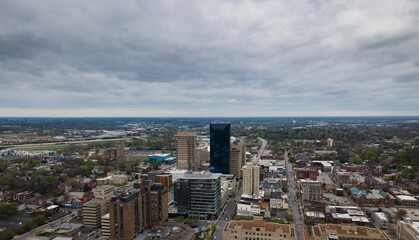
[
  {"left": 0, "top": 203, "right": 18, "bottom": 217},
  {"left": 42, "top": 209, "right": 53, "bottom": 218},
  {"left": 20, "top": 221, "right": 34, "bottom": 233},
  {"left": 175, "top": 216, "right": 185, "bottom": 223},
  {"left": 151, "top": 161, "right": 161, "bottom": 170},
  {"left": 0, "top": 228, "right": 14, "bottom": 240},
  {"left": 306, "top": 218, "right": 315, "bottom": 226},
  {"left": 27, "top": 160, "right": 39, "bottom": 169},
  {"left": 271, "top": 218, "right": 285, "bottom": 224},
  {"left": 388, "top": 228, "right": 396, "bottom": 237},
  {"left": 33, "top": 215, "right": 46, "bottom": 226},
  {"left": 282, "top": 185, "right": 289, "bottom": 193},
  {"left": 396, "top": 209, "right": 407, "bottom": 218},
  {"left": 285, "top": 214, "right": 293, "bottom": 223},
  {"left": 211, "top": 225, "right": 216, "bottom": 232}
]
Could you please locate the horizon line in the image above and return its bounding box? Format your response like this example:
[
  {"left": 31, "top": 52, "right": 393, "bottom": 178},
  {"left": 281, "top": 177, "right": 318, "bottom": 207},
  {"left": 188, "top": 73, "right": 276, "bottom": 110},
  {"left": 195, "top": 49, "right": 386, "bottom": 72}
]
[{"left": 1, "top": 116, "right": 419, "bottom": 118}]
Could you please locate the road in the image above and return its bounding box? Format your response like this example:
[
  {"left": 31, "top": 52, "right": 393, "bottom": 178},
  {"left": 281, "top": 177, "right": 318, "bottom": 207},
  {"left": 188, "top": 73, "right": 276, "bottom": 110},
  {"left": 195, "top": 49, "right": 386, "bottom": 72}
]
[
  {"left": 210, "top": 188, "right": 243, "bottom": 240},
  {"left": 3, "top": 137, "right": 134, "bottom": 150},
  {"left": 211, "top": 138, "right": 266, "bottom": 239},
  {"left": 252, "top": 137, "right": 267, "bottom": 165},
  {"left": 285, "top": 150, "right": 305, "bottom": 240},
  {"left": 14, "top": 211, "right": 76, "bottom": 240}
]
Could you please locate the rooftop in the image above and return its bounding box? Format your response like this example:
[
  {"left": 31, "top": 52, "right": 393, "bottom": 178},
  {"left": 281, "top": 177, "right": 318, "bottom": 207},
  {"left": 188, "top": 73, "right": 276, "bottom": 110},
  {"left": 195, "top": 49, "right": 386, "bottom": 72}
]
[
  {"left": 181, "top": 171, "right": 221, "bottom": 180},
  {"left": 177, "top": 131, "right": 196, "bottom": 137},
  {"left": 396, "top": 195, "right": 417, "bottom": 201},
  {"left": 312, "top": 224, "right": 388, "bottom": 239},
  {"left": 226, "top": 220, "right": 295, "bottom": 237}
]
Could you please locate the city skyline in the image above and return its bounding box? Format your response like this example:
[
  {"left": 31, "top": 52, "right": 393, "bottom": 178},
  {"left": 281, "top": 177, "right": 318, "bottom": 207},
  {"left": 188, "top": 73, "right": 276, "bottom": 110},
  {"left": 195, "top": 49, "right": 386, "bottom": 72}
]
[{"left": 1, "top": 1, "right": 418, "bottom": 117}]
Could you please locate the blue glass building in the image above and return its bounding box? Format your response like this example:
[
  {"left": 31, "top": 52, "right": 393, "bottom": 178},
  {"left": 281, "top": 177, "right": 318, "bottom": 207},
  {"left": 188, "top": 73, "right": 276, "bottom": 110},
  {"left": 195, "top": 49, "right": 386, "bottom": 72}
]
[{"left": 210, "top": 123, "right": 230, "bottom": 174}]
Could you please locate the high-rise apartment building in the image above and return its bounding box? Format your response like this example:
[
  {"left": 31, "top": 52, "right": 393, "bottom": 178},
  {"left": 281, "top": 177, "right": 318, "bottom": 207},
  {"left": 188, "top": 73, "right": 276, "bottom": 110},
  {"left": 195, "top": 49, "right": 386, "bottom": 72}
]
[
  {"left": 230, "top": 141, "right": 246, "bottom": 179},
  {"left": 108, "top": 147, "right": 124, "bottom": 160},
  {"left": 176, "top": 131, "right": 198, "bottom": 171},
  {"left": 174, "top": 171, "right": 221, "bottom": 220},
  {"left": 242, "top": 163, "right": 260, "bottom": 196},
  {"left": 327, "top": 138, "right": 334, "bottom": 147},
  {"left": 108, "top": 181, "right": 168, "bottom": 240},
  {"left": 210, "top": 123, "right": 230, "bottom": 174}
]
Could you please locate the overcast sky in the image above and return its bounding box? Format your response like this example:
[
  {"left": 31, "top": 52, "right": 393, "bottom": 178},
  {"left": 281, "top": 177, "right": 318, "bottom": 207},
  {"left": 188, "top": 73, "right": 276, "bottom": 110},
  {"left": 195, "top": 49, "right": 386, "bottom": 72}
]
[{"left": 0, "top": 1, "right": 418, "bottom": 117}]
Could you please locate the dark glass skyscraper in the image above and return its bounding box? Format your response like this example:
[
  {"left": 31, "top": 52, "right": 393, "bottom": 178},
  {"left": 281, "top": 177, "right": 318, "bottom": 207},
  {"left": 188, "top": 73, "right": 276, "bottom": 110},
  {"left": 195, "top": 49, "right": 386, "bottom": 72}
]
[{"left": 210, "top": 123, "right": 230, "bottom": 174}]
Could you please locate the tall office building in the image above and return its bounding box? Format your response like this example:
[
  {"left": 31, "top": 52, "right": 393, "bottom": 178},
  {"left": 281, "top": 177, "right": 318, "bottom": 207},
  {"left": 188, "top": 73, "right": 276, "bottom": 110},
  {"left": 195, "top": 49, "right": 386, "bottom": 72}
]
[
  {"left": 83, "top": 198, "right": 109, "bottom": 228},
  {"left": 229, "top": 141, "right": 246, "bottom": 179},
  {"left": 196, "top": 145, "right": 209, "bottom": 167},
  {"left": 101, "top": 213, "right": 110, "bottom": 240},
  {"left": 210, "top": 123, "right": 230, "bottom": 174},
  {"left": 109, "top": 181, "right": 168, "bottom": 240},
  {"left": 174, "top": 171, "right": 221, "bottom": 220},
  {"left": 242, "top": 163, "right": 260, "bottom": 196},
  {"left": 176, "top": 131, "right": 198, "bottom": 171}
]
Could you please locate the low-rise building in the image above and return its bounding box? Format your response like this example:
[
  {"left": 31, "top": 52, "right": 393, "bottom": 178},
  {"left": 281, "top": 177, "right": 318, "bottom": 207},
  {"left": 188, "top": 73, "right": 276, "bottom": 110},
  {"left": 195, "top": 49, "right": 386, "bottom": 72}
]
[
  {"left": 302, "top": 184, "right": 321, "bottom": 202},
  {"left": 372, "top": 212, "right": 389, "bottom": 229},
  {"left": 396, "top": 195, "right": 418, "bottom": 206},
  {"left": 222, "top": 220, "right": 296, "bottom": 240},
  {"left": 311, "top": 224, "right": 389, "bottom": 240},
  {"left": 92, "top": 185, "right": 115, "bottom": 197},
  {"left": 112, "top": 174, "right": 128, "bottom": 184},
  {"left": 221, "top": 174, "right": 237, "bottom": 196},
  {"left": 261, "top": 181, "right": 282, "bottom": 197},
  {"left": 269, "top": 192, "right": 287, "bottom": 210},
  {"left": 397, "top": 218, "right": 419, "bottom": 240}
]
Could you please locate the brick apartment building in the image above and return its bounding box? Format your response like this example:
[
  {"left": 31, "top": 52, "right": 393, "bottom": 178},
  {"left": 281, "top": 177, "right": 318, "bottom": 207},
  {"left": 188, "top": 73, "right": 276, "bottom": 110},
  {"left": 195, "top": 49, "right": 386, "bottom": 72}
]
[
  {"left": 109, "top": 181, "right": 168, "bottom": 240},
  {"left": 108, "top": 147, "right": 124, "bottom": 160}
]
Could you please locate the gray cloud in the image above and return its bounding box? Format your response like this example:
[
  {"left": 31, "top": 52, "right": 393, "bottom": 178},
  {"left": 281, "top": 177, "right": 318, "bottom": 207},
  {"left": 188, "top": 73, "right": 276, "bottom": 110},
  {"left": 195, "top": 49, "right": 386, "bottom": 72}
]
[{"left": 0, "top": 0, "right": 418, "bottom": 117}]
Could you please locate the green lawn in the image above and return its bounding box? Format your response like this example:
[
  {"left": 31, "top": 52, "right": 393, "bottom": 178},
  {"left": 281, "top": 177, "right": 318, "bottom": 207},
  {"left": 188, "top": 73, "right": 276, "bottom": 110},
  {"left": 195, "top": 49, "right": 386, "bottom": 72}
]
[
  {"left": 13, "top": 144, "right": 70, "bottom": 151},
  {"left": 0, "top": 133, "right": 28, "bottom": 138}
]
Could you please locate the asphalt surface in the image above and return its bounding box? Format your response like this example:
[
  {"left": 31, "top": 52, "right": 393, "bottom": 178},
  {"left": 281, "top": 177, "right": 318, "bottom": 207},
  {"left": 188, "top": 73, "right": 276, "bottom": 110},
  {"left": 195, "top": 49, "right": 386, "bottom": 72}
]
[
  {"left": 211, "top": 138, "right": 266, "bottom": 239},
  {"left": 14, "top": 211, "right": 76, "bottom": 240},
  {"left": 285, "top": 150, "right": 305, "bottom": 240},
  {"left": 252, "top": 137, "right": 267, "bottom": 165},
  {"left": 210, "top": 188, "right": 243, "bottom": 240}
]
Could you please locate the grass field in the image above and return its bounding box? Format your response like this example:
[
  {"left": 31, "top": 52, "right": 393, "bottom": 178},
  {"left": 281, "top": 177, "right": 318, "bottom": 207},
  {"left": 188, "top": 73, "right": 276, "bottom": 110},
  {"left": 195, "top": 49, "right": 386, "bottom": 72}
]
[
  {"left": 12, "top": 144, "right": 70, "bottom": 151},
  {"left": 0, "top": 133, "right": 28, "bottom": 138},
  {"left": 3, "top": 138, "right": 128, "bottom": 152}
]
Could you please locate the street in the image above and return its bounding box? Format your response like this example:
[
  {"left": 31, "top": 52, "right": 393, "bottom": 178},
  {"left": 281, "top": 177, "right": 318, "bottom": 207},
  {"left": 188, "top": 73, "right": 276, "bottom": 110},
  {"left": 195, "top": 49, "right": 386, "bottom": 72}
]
[
  {"left": 210, "top": 188, "right": 243, "bottom": 240},
  {"left": 252, "top": 137, "right": 267, "bottom": 165},
  {"left": 14, "top": 211, "right": 76, "bottom": 240},
  {"left": 285, "top": 150, "right": 305, "bottom": 240},
  {"left": 212, "top": 137, "right": 266, "bottom": 239}
]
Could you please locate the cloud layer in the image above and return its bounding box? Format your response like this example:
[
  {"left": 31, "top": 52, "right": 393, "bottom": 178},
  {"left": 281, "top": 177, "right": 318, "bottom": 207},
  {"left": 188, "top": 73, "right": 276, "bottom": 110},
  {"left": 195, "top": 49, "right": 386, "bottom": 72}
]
[{"left": 1, "top": 0, "right": 418, "bottom": 117}]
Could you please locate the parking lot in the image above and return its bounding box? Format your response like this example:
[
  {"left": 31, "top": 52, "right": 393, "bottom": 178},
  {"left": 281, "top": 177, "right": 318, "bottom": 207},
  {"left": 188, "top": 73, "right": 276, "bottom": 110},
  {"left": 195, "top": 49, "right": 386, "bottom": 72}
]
[{"left": 0, "top": 214, "right": 34, "bottom": 229}]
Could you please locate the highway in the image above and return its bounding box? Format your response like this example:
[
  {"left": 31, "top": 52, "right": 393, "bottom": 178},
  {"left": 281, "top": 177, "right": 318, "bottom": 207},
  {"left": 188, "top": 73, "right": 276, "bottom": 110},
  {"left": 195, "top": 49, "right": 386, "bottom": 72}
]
[
  {"left": 285, "top": 150, "right": 305, "bottom": 240},
  {"left": 210, "top": 188, "right": 243, "bottom": 240}
]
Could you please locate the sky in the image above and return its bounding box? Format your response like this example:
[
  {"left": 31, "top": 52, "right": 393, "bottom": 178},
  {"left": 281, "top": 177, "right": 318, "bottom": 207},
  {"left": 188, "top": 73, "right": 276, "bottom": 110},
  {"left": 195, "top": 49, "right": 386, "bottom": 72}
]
[{"left": 0, "top": 1, "right": 418, "bottom": 117}]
